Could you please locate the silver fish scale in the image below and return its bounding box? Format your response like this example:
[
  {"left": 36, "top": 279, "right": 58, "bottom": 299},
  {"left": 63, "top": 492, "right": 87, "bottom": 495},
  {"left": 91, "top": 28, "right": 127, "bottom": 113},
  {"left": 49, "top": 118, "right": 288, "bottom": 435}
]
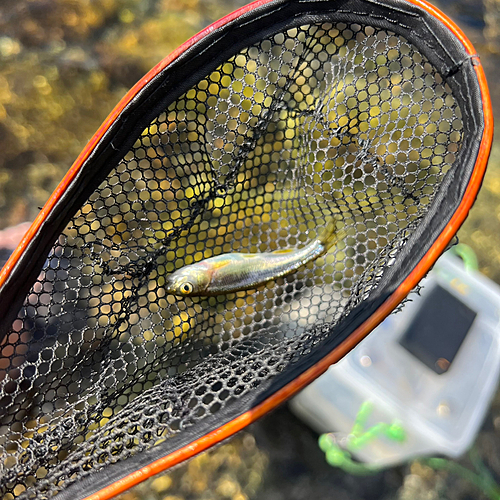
[
  {"left": 196, "top": 237, "right": 326, "bottom": 293},
  {"left": 0, "top": 20, "right": 463, "bottom": 498}
]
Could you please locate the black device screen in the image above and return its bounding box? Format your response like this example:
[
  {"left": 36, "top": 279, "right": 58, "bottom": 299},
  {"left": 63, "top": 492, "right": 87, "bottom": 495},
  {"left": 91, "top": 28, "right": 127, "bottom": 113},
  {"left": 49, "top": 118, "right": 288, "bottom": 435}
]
[{"left": 399, "top": 285, "right": 477, "bottom": 374}]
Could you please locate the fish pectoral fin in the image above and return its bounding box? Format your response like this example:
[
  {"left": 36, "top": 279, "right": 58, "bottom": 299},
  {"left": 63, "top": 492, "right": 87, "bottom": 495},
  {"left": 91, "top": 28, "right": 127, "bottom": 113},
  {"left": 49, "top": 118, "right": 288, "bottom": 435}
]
[
  {"left": 240, "top": 253, "right": 260, "bottom": 258},
  {"left": 272, "top": 248, "right": 295, "bottom": 254}
]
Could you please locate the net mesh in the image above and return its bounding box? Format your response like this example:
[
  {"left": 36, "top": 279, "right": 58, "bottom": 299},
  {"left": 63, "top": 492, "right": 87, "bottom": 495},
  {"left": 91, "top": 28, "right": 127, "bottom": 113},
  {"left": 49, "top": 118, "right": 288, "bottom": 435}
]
[{"left": 0, "top": 21, "right": 463, "bottom": 499}]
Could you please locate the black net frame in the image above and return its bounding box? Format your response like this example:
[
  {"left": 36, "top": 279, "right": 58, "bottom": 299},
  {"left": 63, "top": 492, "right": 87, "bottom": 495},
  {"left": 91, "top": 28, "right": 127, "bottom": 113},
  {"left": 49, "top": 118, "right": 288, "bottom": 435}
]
[{"left": 0, "top": 0, "right": 491, "bottom": 499}]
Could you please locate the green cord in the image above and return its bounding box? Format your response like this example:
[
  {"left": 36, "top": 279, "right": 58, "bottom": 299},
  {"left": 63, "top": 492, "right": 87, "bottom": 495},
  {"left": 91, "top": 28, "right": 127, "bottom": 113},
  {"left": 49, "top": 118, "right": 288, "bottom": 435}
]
[
  {"left": 451, "top": 243, "right": 479, "bottom": 272},
  {"left": 469, "top": 447, "right": 498, "bottom": 489},
  {"left": 318, "top": 403, "right": 406, "bottom": 476},
  {"left": 349, "top": 422, "right": 400, "bottom": 449},
  {"left": 421, "top": 456, "right": 500, "bottom": 500},
  {"left": 351, "top": 401, "right": 373, "bottom": 437},
  {"left": 319, "top": 402, "right": 500, "bottom": 500},
  {"left": 318, "top": 434, "right": 381, "bottom": 475}
]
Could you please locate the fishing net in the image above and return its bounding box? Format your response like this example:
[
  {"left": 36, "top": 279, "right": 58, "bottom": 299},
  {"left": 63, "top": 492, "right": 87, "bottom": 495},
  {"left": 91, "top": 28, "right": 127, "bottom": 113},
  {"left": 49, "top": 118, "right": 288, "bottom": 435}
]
[{"left": 0, "top": 0, "right": 491, "bottom": 498}]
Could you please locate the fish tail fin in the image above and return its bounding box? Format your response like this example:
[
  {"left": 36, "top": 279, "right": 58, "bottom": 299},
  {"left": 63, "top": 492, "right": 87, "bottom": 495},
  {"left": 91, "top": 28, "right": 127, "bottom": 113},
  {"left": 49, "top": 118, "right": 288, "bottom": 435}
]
[{"left": 318, "top": 217, "right": 345, "bottom": 252}]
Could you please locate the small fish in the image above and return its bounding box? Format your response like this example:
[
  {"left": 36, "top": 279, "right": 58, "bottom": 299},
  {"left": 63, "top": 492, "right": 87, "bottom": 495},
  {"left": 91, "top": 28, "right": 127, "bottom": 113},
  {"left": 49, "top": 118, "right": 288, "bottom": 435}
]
[{"left": 164, "top": 218, "right": 343, "bottom": 297}]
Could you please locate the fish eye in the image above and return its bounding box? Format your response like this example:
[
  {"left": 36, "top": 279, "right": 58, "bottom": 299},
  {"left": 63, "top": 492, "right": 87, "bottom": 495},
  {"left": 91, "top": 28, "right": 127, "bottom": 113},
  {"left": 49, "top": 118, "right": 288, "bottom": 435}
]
[{"left": 180, "top": 282, "right": 193, "bottom": 294}]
